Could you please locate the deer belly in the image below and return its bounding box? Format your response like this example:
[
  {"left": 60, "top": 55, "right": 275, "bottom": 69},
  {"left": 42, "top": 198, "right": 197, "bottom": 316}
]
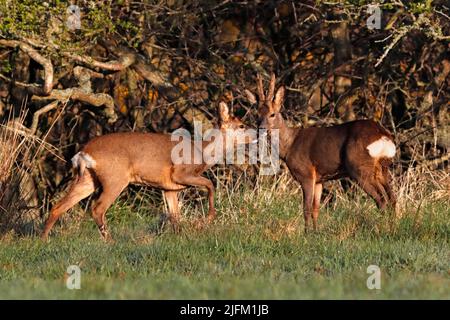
[
  {"left": 318, "top": 170, "right": 348, "bottom": 182},
  {"left": 312, "top": 157, "right": 346, "bottom": 182},
  {"left": 130, "top": 170, "right": 185, "bottom": 191}
]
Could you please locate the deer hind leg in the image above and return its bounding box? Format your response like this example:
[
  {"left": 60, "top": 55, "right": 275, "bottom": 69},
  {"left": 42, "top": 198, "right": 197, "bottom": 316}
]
[
  {"left": 42, "top": 171, "right": 96, "bottom": 240},
  {"left": 172, "top": 173, "right": 216, "bottom": 223},
  {"left": 312, "top": 183, "right": 323, "bottom": 231},
  {"left": 91, "top": 179, "right": 128, "bottom": 241},
  {"left": 371, "top": 161, "right": 398, "bottom": 211},
  {"left": 355, "top": 178, "right": 384, "bottom": 209},
  {"left": 380, "top": 164, "right": 396, "bottom": 208},
  {"left": 163, "top": 190, "right": 180, "bottom": 232},
  {"left": 353, "top": 168, "right": 386, "bottom": 210},
  {"left": 346, "top": 155, "right": 387, "bottom": 209}
]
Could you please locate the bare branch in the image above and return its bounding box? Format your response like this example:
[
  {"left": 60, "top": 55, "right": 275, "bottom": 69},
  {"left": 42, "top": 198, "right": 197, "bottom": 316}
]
[
  {"left": 244, "top": 89, "right": 257, "bottom": 105},
  {"left": 375, "top": 26, "right": 412, "bottom": 68},
  {"left": 30, "top": 101, "right": 59, "bottom": 135},
  {"left": 32, "top": 89, "right": 117, "bottom": 123},
  {"left": 414, "top": 154, "right": 450, "bottom": 171},
  {"left": 133, "top": 56, "right": 180, "bottom": 101},
  {"left": 0, "top": 73, "right": 41, "bottom": 89},
  {"left": 0, "top": 40, "right": 54, "bottom": 95},
  {"left": 375, "top": 14, "right": 449, "bottom": 67},
  {"left": 62, "top": 52, "right": 136, "bottom": 71},
  {"left": 63, "top": 47, "right": 180, "bottom": 101}
]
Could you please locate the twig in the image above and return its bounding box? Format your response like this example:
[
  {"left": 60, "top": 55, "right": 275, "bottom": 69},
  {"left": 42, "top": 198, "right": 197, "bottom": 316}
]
[
  {"left": 30, "top": 101, "right": 59, "bottom": 135},
  {"left": 414, "top": 154, "right": 450, "bottom": 171},
  {"left": 375, "top": 25, "right": 410, "bottom": 67},
  {"left": 375, "top": 14, "right": 450, "bottom": 67},
  {"left": 0, "top": 73, "right": 40, "bottom": 89},
  {"left": 434, "top": 9, "right": 450, "bottom": 21}
]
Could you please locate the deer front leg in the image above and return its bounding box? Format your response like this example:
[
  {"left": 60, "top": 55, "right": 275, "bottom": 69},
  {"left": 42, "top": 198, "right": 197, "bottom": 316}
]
[
  {"left": 172, "top": 172, "right": 216, "bottom": 223},
  {"left": 300, "top": 178, "right": 316, "bottom": 233},
  {"left": 163, "top": 190, "right": 181, "bottom": 233},
  {"left": 312, "top": 183, "right": 323, "bottom": 231}
]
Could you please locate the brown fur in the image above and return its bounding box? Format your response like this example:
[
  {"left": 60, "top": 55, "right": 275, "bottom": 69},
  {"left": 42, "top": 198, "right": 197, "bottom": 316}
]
[
  {"left": 42, "top": 103, "right": 248, "bottom": 240},
  {"left": 247, "top": 74, "right": 396, "bottom": 231}
]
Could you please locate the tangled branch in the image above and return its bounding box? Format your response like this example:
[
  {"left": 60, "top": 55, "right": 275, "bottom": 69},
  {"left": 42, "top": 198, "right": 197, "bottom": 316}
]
[{"left": 0, "top": 39, "right": 54, "bottom": 95}]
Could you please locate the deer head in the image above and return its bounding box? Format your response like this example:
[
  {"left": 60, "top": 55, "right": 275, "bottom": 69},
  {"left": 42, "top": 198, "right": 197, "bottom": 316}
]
[
  {"left": 245, "top": 73, "right": 286, "bottom": 132},
  {"left": 217, "top": 101, "right": 253, "bottom": 147}
]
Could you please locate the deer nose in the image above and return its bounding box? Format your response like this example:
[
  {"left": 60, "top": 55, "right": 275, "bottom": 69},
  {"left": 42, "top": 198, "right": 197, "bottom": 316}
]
[{"left": 258, "top": 118, "right": 267, "bottom": 129}]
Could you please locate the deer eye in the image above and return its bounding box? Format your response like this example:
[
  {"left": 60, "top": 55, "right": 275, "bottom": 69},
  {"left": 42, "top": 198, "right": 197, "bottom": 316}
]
[
  {"left": 269, "top": 113, "right": 276, "bottom": 118},
  {"left": 239, "top": 124, "right": 245, "bottom": 129}
]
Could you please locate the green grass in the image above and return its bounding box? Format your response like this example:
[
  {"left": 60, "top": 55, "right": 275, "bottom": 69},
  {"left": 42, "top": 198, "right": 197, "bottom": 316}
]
[{"left": 0, "top": 187, "right": 448, "bottom": 299}]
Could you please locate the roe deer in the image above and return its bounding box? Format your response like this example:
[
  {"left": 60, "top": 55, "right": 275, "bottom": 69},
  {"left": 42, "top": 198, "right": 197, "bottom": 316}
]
[
  {"left": 245, "top": 74, "right": 396, "bottom": 231},
  {"left": 42, "top": 102, "right": 249, "bottom": 240}
]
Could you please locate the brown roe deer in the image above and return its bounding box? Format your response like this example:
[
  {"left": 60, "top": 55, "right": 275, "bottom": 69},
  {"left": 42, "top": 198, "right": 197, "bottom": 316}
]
[
  {"left": 245, "top": 74, "right": 396, "bottom": 231},
  {"left": 42, "top": 102, "right": 248, "bottom": 240}
]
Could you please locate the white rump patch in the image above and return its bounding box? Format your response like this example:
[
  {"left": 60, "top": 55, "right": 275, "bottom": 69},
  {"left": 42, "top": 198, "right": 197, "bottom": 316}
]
[
  {"left": 366, "top": 136, "right": 396, "bottom": 158},
  {"left": 71, "top": 151, "right": 96, "bottom": 168}
]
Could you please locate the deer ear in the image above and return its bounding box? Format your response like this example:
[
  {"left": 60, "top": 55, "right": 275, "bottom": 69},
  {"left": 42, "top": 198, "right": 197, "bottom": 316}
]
[
  {"left": 219, "top": 101, "right": 230, "bottom": 122},
  {"left": 273, "top": 86, "right": 285, "bottom": 112},
  {"left": 244, "top": 89, "right": 257, "bottom": 105}
]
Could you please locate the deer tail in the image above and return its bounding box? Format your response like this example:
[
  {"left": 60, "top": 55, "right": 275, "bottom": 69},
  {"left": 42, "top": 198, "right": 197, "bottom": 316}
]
[{"left": 71, "top": 152, "right": 96, "bottom": 177}]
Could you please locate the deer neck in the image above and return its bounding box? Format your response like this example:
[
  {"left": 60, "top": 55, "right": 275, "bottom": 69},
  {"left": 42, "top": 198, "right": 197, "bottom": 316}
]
[
  {"left": 277, "top": 121, "right": 298, "bottom": 160},
  {"left": 194, "top": 128, "right": 230, "bottom": 170}
]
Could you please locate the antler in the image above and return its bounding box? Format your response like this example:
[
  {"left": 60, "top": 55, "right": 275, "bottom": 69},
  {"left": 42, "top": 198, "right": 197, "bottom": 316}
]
[
  {"left": 248, "top": 73, "right": 278, "bottom": 108},
  {"left": 256, "top": 73, "right": 266, "bottom": 102},
  {"left": 267, "top": 73, "right": 276, "bottom": 102}
]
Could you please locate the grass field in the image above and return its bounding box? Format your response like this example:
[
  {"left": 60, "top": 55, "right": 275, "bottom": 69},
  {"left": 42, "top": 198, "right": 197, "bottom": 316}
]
[{"left": 0, "top": 173, "right": 449, "bottom": 299}]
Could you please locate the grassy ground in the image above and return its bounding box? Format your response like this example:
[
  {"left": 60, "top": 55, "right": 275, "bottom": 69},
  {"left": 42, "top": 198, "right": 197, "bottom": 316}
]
[{"left": 0, "top": 180, "right": 448, "bottom": 299}]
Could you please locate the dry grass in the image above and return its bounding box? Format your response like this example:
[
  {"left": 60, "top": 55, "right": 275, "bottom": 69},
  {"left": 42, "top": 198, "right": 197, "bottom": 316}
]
[
  {"left": 205, "top": 159, "right": 449, "bottom": 223},
  {"left": 0, "top": 111, "right": 59, "bottom": 235},
  {"left": 0, "top": 107, "right": 448, "bottom": 239}
]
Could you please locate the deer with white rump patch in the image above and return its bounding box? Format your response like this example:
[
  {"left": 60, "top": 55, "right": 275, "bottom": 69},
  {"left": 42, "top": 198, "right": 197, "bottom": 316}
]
[
  {"left": 42, "top": 102, "right": 248, "bottom": 240},
  {"left": 245, "top": 74, "right": 396, "bottom": 231}
]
